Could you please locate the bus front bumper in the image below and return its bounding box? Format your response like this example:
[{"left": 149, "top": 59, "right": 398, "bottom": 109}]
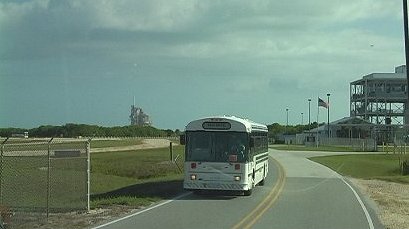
[{"left": 183, "top": 181, "right": 250, "bottom": 191}]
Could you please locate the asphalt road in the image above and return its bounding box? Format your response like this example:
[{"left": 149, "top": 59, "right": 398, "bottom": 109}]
[{"left": 92, "top": 149, "right": 384, "bottom": 229}]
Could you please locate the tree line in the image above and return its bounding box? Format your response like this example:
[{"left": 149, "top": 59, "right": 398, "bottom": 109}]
[
  {"left": 0, "top": 122, "right": 322, "bottom": 140},
  {"left": 0, "top": 124, "right": 181, "bottom": 138},
  {"left": 267, "top": 122, "right": 323, "bottom": 143}
]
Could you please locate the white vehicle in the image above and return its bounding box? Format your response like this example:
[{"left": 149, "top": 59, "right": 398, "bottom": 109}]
[{"left": 180, "top": 116, "right": 269, "bottom": 195}]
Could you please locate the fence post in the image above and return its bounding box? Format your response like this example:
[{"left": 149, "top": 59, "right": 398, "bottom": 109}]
[
  {"left": 86, "top": 139, "right": 91, "bottom": 213},
  {"left": 0, "top": 137, "right": 9, "bottom": 205},
  {"left": 169, "top": 142, "right": 173, "bottom": 161},
  {"left": 46, "top": 138, "right": 53, "bottom": 219},
  {"left": 0, "top": 141, "right": 2, "bottom": 206}
]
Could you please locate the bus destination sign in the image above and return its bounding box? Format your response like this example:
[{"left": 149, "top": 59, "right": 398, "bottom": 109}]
[{"left": 202, "top": 122, "right": 231, "bottom": 130}]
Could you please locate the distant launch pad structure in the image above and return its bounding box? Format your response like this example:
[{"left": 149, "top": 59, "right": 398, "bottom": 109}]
[{"left": 130, "top": 97, "right": 151, "bottom": 126}]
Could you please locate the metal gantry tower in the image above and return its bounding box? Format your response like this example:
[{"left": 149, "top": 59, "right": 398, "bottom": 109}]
[{"left": 350, "top": 66, "right": 407, "bottom": 125}]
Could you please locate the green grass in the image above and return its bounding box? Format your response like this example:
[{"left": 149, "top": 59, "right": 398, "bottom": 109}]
[
  {"left": 1, "top": 144, "right": 186, "bottom": 211},
  {"left": 91, "top": 172, "right": 183, "bottom": 195},
  {"left": 1, "top": 157, "right": 48, "bottom": 208},
  {"left": 1, "top": 156, "right": 88, "bottom": 211},
  {"left": 90, "top": 145, "right": 185, "bottom": 208},
  {"left": 270, "top": 145, "right": 365, "bottom": 152},
  {"left": 270, "top": 144, "right": 409, "bottom": 153},
  {"left": 91, "top": 146, "right": 184, "bottom": 179},
  {"left": 90, "top": 175, "right": 183, "bottom": 208},
  {"left": 377, "top": 145, "right": 409, "bottom": 153},
  {"left": 310, "top": 154, "right": 409, "bottom": 183}
]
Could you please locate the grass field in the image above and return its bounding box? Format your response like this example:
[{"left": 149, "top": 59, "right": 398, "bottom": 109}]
[
  {"left": 270, "top": 144, "right": 409, "bottom": 153},
  {"left": 310, "top": 154, "right": 409, "bottom": 183},
  {"left": 1, "top": 156, "right": 88, "bottom": 211},
  {"left": 90, "top": 145, "right": 185, "bottom": 208},
  {"left": 0, "top": 139, "right": 185, "bottom": 211},
  {"left": 377, "top": 144, "right": 409, "bottom": 153},
  {"left": 269, "top": 145, "right": 366, "bottom": 152}
]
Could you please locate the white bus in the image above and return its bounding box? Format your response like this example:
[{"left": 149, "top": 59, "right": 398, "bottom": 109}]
[{"left": 180, "top": 116, "right": 269, "bottom": 195}]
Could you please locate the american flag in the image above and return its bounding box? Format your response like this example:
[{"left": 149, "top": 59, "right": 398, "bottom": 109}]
[{"left": 318, "top": 97, "right": 328, "bottom": 108}]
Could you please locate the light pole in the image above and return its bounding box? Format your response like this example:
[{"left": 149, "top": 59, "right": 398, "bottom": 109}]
[
  {"left": 285, "top": 108, "right": 289, "bottom": 135},
  {"left": 301, "top": 112, "right": 304, "bottom": 125},
  {"left": 327, "top": 93, "right": 331, "bottom": 138},
  {"left": 403, "top": 0, "right": 409, "bottom": 125},
  {"left": 308, "top": 98, "right": 311, "bottom": 126}
]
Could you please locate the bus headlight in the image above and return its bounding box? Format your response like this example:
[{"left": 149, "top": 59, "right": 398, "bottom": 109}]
[
  {"left": 190, "top": 174, "right": 197, "bottom": 180},
  {"left": 234, "top": 176, "right": 241, "bottom": 181}
]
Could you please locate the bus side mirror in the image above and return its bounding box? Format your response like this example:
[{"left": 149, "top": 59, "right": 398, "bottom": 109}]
[
  {"left": 180, "top": 134, "right": 186, "bottom": 145},
  {"left": 249, "top": 138, "right": 254, "bottom": 147}
]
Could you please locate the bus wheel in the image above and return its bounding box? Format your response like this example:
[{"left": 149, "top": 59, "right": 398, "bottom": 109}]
[
  {"left": 259, "top": 167, "right": 266, "bottom": 186},
  {"left": 244, "top": 175, "right": 254, "bottom": 196}
]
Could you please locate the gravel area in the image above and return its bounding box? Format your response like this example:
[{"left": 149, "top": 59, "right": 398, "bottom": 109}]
[{"left": 349, "top": 178, "right": 409, "bottom": 229}]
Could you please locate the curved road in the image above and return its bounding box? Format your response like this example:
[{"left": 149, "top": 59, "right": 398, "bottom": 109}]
[{"left": 92, "top": 149, "right": 384, "bottom": 229}]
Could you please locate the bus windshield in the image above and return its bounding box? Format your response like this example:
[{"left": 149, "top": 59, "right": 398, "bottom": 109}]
[{"left": 186, "top": 131, "right": 249, "bottom": 163}]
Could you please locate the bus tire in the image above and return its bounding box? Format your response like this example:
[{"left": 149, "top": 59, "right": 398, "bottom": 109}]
[
  {"left": 244, "top": 174, "right": 254, "bottom": 196},
  {"left": 259, "top": 167, "right": 266, "bottom": 186}
]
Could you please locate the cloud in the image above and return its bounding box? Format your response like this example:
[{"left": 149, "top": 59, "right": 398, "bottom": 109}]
[
  {"left": 0, "top": 0, "right": 403, "bottom": 61},
  {"left": 1, "top": 0, "right": 403, "bottom": 100},
  {"left": 0, "top": 0, "right": 403, "bottom": 127},
  {"left": 87, "top": 0, "right": 202, "bottom": 32}
]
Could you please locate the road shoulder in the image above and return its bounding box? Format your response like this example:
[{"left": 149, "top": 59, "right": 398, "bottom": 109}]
[{"left": 349, "top": 178, "right": 409, "bottom": 229}]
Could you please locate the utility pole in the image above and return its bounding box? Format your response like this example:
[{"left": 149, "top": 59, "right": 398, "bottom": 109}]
[
  {"left": 285, "top": 108, "right": 289, "bottom": 135},
  {"left": 308, "top": 99, "right": 311, "bottom": 126},
  {"left": 403, "top": 0, "right": 409, "bottom": 175},
  {"left": 404, "top": 0, "right": 409, "bottom": 101},
  {"left": 327, "top": 93, "right": 331, "bottom": 138},
  {"left": 403, "top": 0, "right": 409, "bottom": 124}
]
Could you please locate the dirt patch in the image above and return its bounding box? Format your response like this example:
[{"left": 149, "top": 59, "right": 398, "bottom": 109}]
[
  {"left": 349, "top": 178, "right": 409, "bottom": 229},
  {"left": 91, "top": 138, "right": 178, "bottom": 153},
  {"left": 9, "top": 206, "right": 139, "bottom": 229}
]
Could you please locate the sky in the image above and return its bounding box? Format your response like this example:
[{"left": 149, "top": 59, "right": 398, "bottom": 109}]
[{"left": 0, "top": 0, "right": 407, "bottom": 130}]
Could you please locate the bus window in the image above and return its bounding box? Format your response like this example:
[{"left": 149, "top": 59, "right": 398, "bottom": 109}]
[
  {"left": 187, "top": 132, "right": 248, "bottom": 162},
  {"left": 187, "top": 132, "right": 212, "bottom": 161},
  {"left": 226, "top": 134, "right": 246, "bottom": 161}
]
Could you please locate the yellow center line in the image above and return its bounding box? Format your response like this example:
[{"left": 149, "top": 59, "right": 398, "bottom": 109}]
[{"left": 232, "top": 156, "right": 286, "bottom": 229}]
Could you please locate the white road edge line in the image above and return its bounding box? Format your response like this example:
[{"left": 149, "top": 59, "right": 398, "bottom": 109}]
[
  {"left": 91, "top": 192, "right": 191, "bottom": 229},
  {"left": 341, "top": 178, "right": 375, "bottom": 229}
]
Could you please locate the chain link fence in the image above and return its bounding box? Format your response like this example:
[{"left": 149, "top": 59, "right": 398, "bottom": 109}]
[
  {"left": 318, "top": 137, "right": 377, "bottom": 151},
  {"left": 376, "top": 125, "right": 409, "bottom": 175},
  {"left": 0, "top": 138, "right": 90, "bottom": 228}
]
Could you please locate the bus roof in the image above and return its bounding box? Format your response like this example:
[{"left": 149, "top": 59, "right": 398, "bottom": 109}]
[{"left": 185, "top": 116, "right": 268, "bottom": 133}]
